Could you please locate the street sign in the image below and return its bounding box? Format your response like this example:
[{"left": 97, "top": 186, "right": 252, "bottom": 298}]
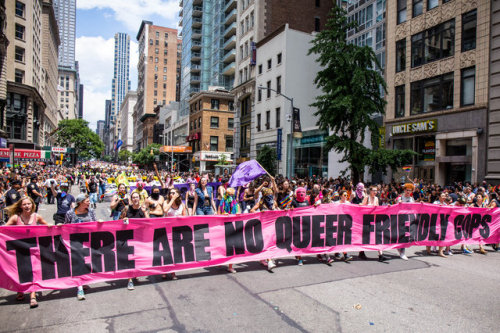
[
  {"left": 51, "top": 147, "right": 67, "bottom": 153},
  {"left": 277, "top": 128, "right": 282, "bottom": 161}
]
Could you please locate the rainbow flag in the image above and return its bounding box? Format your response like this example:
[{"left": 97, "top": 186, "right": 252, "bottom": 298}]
[
  {"left": 402, "top": 166, "right": 412, "bottom": 172},
  {"left": 279, "top": 194, "right": 292, "bottom": 208}
]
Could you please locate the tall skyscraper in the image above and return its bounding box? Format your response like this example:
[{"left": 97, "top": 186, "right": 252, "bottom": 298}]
[
  {"left": 133, "top": 21, "right": 179, "bottom": 150},
  {"left": 179, "top": 0, "right": 237, "bottom": 118},
  {"left": 53, "top": 0, "right": 76, "bottom": 69},
  {"left": 111, "top": 33, "right": 131, "bottom": 140}
]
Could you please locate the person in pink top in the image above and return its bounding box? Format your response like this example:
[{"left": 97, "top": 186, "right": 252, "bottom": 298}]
[{"left": 5, "top": 196, "right": 50, "bottom": 308}]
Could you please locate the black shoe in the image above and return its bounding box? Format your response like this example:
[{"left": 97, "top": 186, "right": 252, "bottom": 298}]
[
  {"left": 378, "top": 254, "right": 388, "bottom": 262},
  {"left": 358, "top": 251, "right": 368, "bottom": 260}
]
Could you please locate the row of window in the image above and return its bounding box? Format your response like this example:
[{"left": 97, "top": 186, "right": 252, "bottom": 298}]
[
  {"left": 190, "top": 135, "right": 233, "bottom": 153},
  {"left": 257, "top": 53, "right": 282, "bottom": 75},
  {"left": 189, "top": 117, "right": 234, "bottom": 131},
  {"left": 257, "top": 76, "right": 281, "bottom": 102},
  {"left": 256, "top": 108, "right": 281, "bottom": 132},
  {"left": 398, "top": 0, "right": 452, "bottom": 25},
  {"left": 394, "top": 67, "right": 475, "bottom": 118},
  {"left": 395, "top": 10, "right": 476, "bottom": 72},
  {"left": 240, "top": 11, "right": 255, "bottom": 37}
]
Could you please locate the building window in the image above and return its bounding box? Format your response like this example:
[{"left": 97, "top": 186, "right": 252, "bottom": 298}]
[
  {"left": 210, "top": 116, "right": 219, "bottom": 128},
  {"left": 395, "top": 85, "right": 405, "bottom": 118},
  {"left": 228, "top": 101, "right": 234, "bottom": 111},
  {"left": 228, "top": 118, "right": 234, "bottom": 129},
  {"left": 211, "top": 99, "right": 220, "bottom": 110},
  {"left": 198, "top": 117, "right": 201, "bottom": 128},
  {"left": 411, "top": 19, "right": 455, "bottom": 68},
  {"left": 316, "top": 0, "right": 320, "bottom": 7},
  {"left": 397, "top": 0, "right": 407, "bottom": 24},
  {"left": 462, "top": 10, "right": 477, "bottom": 52},
  {"left": 375, "top": 24, "right": 385, "bottom": 50},
  {"left": 155, "top": 48, "right": 159, "bottom": 54},
  {"left": 163, "top": 67, "right": 167, "bottom": 72},
  {"left": 15, "top": 1, "right": 25, "bottom": 17},
  {"left": 14, "top": 69, "right": 24, "bottom": 83},
  {"left": 257, "top": 88, "right": 262, "bottom": 102},
  {"left": 210, "top": 136, "right": 218, "bottom": 151},
  {"left": 427, "top": 0, "right": 438, "bottom": 10},
  {"left": 266, "top": 81, "right": 271, "bottom": 98},
  {"left": 154, "top": 90, "right": 157, "bottom": 96},
  {"left": 163, "top": 75, "right": 167, "bottom": 81},
  {"left": 267, "top": 59, "right": 272, "bottom": 70},
  {"left": 14, "top": 47, "right": 25, "bottom": 62},
  {"left": 314, "top": 17, "right": 320, "bottom": 32},
  {"left": 226, "top": 136, "right": 233, "bottom": 152},
  {"left": 276, "top": 76, "right": 281, "bottom": 94},
  {"left": 461, "top": 67, "right": 475, "bottom": 106},
  {"left": 156, "top": 31, "right": 159, "bottom": 38},
  {"left": 266, "top": 110, "right": 270, "bottom": 130},
  {"left": 410, "top": 73, "right": 453, "bottom": 115},
  {"left": 413, "top": 0, "right": 423, "bottom": 18},
  {"left": 258, "top": 64, "right": 262, "bottom": 74},
  {"left": 155, "top": 57, "right": 159, "bottom": 63},
  {"left": 277, "top": 53, "right": 282, "bottom": 65},
  {"left": 257, "top": 114, "right": 261, "bottom": 131},
  {"left": 15, "top": 24, "right": 25, "bottom": 40},
  {"left": 275, "top": 107, "right": 280, "bottom": 128},
  {"left": 396, "top": 39, "right": 406, "bottom": 72}
]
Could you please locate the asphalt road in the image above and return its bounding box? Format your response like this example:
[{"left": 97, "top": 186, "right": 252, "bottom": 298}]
[{"left": 0, "top": 188, "right": 499, "bottom": 333}]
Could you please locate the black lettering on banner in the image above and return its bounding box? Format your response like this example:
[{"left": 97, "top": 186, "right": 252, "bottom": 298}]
[
  {"left": 39, "top": 235, "right": 70, "bottom": 280},
  {"left": 172, "top": 226, "right": 195, "bottom": 264},
  {"left": 152, "top": 228, "right": 174, "bottom": 266},
  {"left": 470, "top": 214, "right": 481, "bottom": 237},
  {"left": 6, "top": 237, "right": 37, "bottom": 283},
  {"left": 428, "top": 214, "right": 439, "bottom": 241},
  {"left": 418, "top": 214, "right": 430, "bottom": 241},
  {"left": 398, "top": 214, "right": 410, "bottom": 243},
  {"left": 292, "top": 216, "right": 310, "bottom": 248},
  {"left": 362, "top": 215, "right": 374, "bottom": 244},
  {"left": 409, "top": 214, "right": 419, "bottom": 242},
  {"left": 275, "top": 216, "right": 292, "bottom": 252},
  {"left": 375, "top": 215, "right": 390, "bottom": 245},
  {"left": 324, "top": 215, "right": 337, "bottom": 246},
  {"left": 338, "top": 214, "right": 353, "bottom": 245},
  {"left": 70, "top": 233, "right": 91, "bottom": 276},
  {"left": 116, "top": 230, "right": 135, "bottom": 270},
  {"left": 439, "top": 214, "right": 449, "bottom": 241},
  {"left": 194, "top": 224, "right": 211, "bottom": 261},
  {"left": 244, "top": 219, "right": 264, "bottom": 253},
  {"left": 390, "top": 215, "right": 399, "bottom": 243},
  {"left": 479, "top": 215, "right": 491, "bottom": 238},
  {"left": 462, "top": 214, "right": 472, "bottom": 238},
  {"left": 224, "top": 221, "right": 245, "bottom": 256},
  {"left": 454, "top": 215, "right": 464, "bottom": 240},
  {"left": 311, "top": 215, "right": 325, "bottom": 247},
  {"left": 90, "top": 232, "right": 116, "bottom": 273}
]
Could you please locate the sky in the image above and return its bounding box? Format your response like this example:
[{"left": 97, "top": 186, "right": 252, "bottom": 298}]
[{"left": 75, "top": 0, "right": 180, "bottom": 130}]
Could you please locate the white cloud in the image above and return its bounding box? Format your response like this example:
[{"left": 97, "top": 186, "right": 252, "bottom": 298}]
[
  {"left": 77, "top": 0, "right": 179, "bottom": 32},
  {"left": 76, "top": 36, "right": 139, "bottom": 131}
]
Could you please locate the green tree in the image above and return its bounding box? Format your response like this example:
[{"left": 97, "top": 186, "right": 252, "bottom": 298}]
[
  {"left": 309, "top": 5, "right": 415, "bottom": 183},
  {"left": 55, "top": 119, "right": 104, "bottom": 160},
  {"left": 132, "top": 143, "right": 161, "bottom": 167},
  {"left": 118, "top": 149, "right": 133, "bottom": 162},
  {"left": 257, "top": 146, "right": 277, "bottom": 175}
]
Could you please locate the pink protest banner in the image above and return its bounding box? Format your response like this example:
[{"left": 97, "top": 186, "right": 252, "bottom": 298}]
[{"left": 0, "top": 203, "right": 499, "bottom": 292}]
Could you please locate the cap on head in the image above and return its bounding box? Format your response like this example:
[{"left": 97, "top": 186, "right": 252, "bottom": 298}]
[{"left": 75, "top": 194, "right": 87, "bottom": 204}]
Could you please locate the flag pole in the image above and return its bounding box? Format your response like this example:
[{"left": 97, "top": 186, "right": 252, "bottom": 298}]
[{"left": 255, "top": 160, "right": 272, "bottom": 178}]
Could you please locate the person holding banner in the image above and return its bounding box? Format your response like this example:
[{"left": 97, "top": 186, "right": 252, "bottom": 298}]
[
  {"left": 361, "top": 185, "right": 388, "bottom": 262},
  {"left": 193, "top": 178, "right": 216, "bottom": 215},
  {"left": 110, "top": 183, "right": 129, "bottom": 220},
  {"left": 163, "top": 188, "right": 186, "bottom": 217},
  {"left": 6, "top": 196, "right": 50, "bottom": 308},
  {"left": 218, "top": 187, "right": 240, "bottom": 273},
  {"left": 147, "top": 186, "right": 165, "bottom": 218},
  {"left": 242, "top": 183, "right": 257, "bottom": 213}
]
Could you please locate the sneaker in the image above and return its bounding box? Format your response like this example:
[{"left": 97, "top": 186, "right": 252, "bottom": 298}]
[
  {"left": 227, "top": 268, "right": 237, "bottom": 274},
  {"left": 326, "top": 257, "right": 334, "bottom": 265},
  {"left": 127, "top": 280, "right": 134, "bottom": 290},
  {"left": 463, "top": 248, "right": 473, "bottom": 254},
  {"left": 297, "top": 259, "right": 303, "bottom": 266},
  {"left": 77, "top": 289, "right": 85, "bottom": 300},
  {"left": 400, "top": 254, "right": 409, "bottom": 261},
  {"left": 267, "top": 260, "right": 276, "bottom": 271},
  {"left": 446, "top": 250, "right": 453, "bottom": 256},
  {"left": 344, "top": 254, "right": 353, "bottom": 262}
]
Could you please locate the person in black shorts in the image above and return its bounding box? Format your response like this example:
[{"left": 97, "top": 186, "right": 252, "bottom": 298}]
[{"left": 26, "top": 176, "right": 43, "bottom": 212}]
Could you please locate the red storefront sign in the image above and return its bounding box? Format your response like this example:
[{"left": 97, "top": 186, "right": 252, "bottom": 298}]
[{"left": 0, "top": 149, "right": 47, "bottom": 160}]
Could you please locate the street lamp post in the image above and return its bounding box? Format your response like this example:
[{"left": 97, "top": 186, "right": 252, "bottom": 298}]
[{"left": 258, "top": 86, "right": 295, "bottom": 179}]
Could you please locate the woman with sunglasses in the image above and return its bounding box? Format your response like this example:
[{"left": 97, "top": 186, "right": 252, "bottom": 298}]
[
  {"left": 361, "top": 186, "right": 388, "bottom": 262},
  {"left": 6, "top": 196, "right": 50, "bottom": 308}
]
